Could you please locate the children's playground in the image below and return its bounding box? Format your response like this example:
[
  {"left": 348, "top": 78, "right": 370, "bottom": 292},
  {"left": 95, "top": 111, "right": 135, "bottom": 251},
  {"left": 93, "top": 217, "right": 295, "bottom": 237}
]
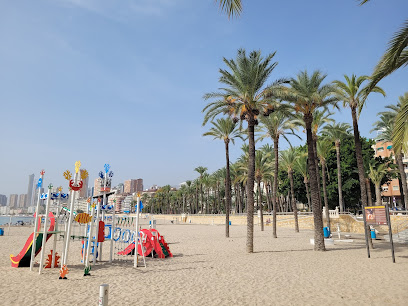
[{"left": 8, "top": 162, "right": 173, "bottom": 280}]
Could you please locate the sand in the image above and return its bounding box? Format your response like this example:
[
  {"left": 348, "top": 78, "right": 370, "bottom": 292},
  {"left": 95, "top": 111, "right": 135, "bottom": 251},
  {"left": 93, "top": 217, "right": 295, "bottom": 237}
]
[{"left": 1, "top": 223, "right": 408, "bottom": 305}]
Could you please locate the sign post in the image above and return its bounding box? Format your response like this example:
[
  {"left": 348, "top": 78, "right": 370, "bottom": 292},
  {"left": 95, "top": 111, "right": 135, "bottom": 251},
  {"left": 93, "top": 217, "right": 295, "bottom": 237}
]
[
  {"left": 364, "top": 205, "right": 395, "bottom": 263},
  {"left": 385, "top": 204, "right": 395, "bottom": 263}
]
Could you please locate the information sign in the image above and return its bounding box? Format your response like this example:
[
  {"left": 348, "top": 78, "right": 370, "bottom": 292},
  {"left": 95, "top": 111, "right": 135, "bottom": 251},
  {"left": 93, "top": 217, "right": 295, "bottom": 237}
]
[{"left": 364, "top": 206, "right": 387, "bottom": 225}]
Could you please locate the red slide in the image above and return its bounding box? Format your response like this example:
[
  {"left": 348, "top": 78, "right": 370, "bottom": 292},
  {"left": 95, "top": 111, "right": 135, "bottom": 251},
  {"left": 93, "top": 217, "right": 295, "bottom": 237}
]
[
  {"left": 10, "top": 212, "right": 56, "bottom": 268},
  {"left": 117, "top": 230, "right": 153, "bottom": 256},
  {"left": 117, "top": 229, "right": 172, "bottom": 258},
  {"left": 149, "top": 229, "right": 173, "bottom": 258}
]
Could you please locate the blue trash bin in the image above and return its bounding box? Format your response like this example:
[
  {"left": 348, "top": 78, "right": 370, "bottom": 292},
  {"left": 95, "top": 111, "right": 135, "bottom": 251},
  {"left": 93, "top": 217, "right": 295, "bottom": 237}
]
[
  {"left": 229, "top": 221, "right": 231, "bottom": 226},
  {"left": 0, "top": 228, "right": 4, "bottom": 236},
  {"left": 371, "top": 229, "right": 376, "bottom": 239},
  {"left": 323, "top": 227, "right": 331, "bottom": 238}
]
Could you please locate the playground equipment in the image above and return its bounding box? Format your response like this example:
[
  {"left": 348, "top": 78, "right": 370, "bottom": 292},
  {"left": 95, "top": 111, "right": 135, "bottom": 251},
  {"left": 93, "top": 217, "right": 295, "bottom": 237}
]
[{"left": 10, "top": 163, "right": 173, "bottom": 279}]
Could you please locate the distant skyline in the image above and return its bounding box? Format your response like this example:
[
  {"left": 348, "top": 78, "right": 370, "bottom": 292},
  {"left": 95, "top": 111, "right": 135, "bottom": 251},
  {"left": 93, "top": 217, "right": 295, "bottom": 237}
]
[{"left": 1, "top": 0, "right": 408, "bottom": 195}]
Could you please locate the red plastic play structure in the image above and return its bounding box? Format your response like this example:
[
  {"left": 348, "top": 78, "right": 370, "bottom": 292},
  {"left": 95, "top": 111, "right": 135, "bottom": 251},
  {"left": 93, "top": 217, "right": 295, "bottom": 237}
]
[{"left": 118, "top": 228, "right": 172, "bottom": 259}]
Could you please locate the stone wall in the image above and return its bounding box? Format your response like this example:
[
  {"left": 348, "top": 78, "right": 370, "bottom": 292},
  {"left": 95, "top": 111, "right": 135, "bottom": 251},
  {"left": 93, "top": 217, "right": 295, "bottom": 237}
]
[{"left": 150, "top": 213, "right": 408, "bottom": 234}]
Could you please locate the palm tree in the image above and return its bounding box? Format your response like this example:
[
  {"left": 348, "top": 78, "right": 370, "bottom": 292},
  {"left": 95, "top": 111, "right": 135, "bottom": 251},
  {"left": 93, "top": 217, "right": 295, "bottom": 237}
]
[
  {"left": 333, "top": 75, "right": 385, "bottom": 206},
  {"left": 317, "top": 139, "right": 334, "bottom": 230},
  {"left": 203, "top": 117, "right": 242, "bottom": 237},
  {"left": 259, "top": 110, "right": 299, "bottom": 238},
  {"left": 216, "top": 0, "right": 242, "bottom": 18},
  {"left": 203, "top": 49, "right": 285, "bottom": 253},
  {"left": 295, "top": 151, "right": 311, "bottom": 211},
  {"left": 278, "top": 70, "right": 338, "bottom": 251},
  {"left": 321, "top": 122, "right": 351, "bottom": 212},
  {"left": 333, "top": 74, "right": 385, "bottom": 248},
  {"left": 194, "top": 166, "right": 208, "bottom": 214},
  {"left": 280, "top": 147, "right": 300, "bottom": 232},
  {"left": 368, "top": 163, "right": 390, "bottom": 206}
]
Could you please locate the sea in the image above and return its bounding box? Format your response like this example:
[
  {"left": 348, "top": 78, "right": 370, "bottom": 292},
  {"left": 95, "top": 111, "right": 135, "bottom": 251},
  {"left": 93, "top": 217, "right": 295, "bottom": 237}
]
[{"left": 0, "top": 215, "right": 34, "bottom": 226}]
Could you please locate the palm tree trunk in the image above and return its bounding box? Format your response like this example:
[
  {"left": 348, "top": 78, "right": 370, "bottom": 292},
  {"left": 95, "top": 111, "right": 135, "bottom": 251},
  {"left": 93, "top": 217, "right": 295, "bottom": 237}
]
[
  {"left": 313, "top": 135, "right": 323, "bottom": 210},
  {"left": 266, "top": 183, "right": 272, "bottom": 212},
  {"left": 241, "top": 184, "right": 246, "bottom": 213},
  {"left": 258, "top": 180, "right": 264, "bottom": 231},
  {"left": 236, "top": 185, "right": 240, "bottom": 213},
  {"left": 351, "top": 106, "right": 373, "bottom": 249},
  {"left": 195, "top": 185, "right": 198, "bottom": 214},
  {"left": 304, "top": 177, "right": 311, "bottom": 212},
  {"left": 246, "top": 119, "right": 255, "bottom": 253},
  {"left": 304, "top": 113, "right": 325, "bottom": 251},
  {"left": 272, "top": 136, "right": 279, "bottom": 238},
  {"left": 321, "top": 160, "right": 331, "bottom": 230},
  {"left": 225, "top": 140, "right": 231, "bottom": 238},
  {"left": 200, "top": 181, "right": 204, "bottom": 214},
  {"left": 375, "top": 183, "right": 382, "bottom": 206},
  {"left": 396, "top": 153, "right": 408, "bottom": 209},
  {"left": 335, "top": 141, "right": 344, "bottom": 212},
  {"left": 366, "top": 179, "right": 373, "bottom": 206},
  {"left": 289, "top": 170, "right": 299, "bottom": 232}
]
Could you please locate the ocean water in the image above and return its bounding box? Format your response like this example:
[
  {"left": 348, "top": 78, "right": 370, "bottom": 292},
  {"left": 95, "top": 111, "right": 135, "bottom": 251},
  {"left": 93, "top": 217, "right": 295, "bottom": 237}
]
[{"left": 0, "top": 216, "right": 34, "bottom": 226}]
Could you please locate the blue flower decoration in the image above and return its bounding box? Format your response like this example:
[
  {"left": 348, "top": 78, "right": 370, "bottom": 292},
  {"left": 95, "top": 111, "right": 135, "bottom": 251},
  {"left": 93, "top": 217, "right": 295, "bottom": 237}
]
[
  {"left": 99, "top": 171, "right": 104, "bottom": 179},
  {"left": 104, "top": 163, "right": 110, "bottom": 173}
]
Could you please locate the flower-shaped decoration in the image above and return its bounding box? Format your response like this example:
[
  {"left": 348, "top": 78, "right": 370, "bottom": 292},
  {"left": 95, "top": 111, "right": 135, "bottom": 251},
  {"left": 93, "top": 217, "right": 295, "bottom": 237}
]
[
  {"left": 63, "top": 170, "right": 72, "bottom": 181},
  {"left": 81, "top": 169, "right": 89, "bottom": 180},
  {"left": 99, "top": 171, "right": 104, "bottom": 179},
  {"left": 109, "top": 171, "right": 114, "bottom": 178},
  {"left": 104, "top": 163, "right": 110, "bottom": 173}
]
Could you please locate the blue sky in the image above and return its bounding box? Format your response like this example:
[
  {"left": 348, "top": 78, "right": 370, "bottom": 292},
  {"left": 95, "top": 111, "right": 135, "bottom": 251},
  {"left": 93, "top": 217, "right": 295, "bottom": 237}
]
[{"left": 1, "top": 0, "right": 407, "bottom": 196}]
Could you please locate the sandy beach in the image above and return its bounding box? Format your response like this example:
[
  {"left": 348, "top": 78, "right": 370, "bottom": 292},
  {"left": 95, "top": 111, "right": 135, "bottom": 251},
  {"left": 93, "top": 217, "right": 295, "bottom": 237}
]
[{"left": 1, "top": 223, "right": 408, "bottom": 305}]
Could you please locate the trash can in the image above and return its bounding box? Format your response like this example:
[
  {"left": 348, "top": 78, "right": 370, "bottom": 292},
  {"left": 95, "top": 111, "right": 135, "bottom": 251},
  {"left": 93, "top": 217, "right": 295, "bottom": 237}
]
[
  {"left": 371, "top": 229, "right": 376, "bottom": 239},
  {"left": 323, "top": 227, "right": 331, "bottom": 238},
  {"left": 0, "top": 228, "right": 4, "bottom": 236},
  {"left": 229, "top": 221, "right": 231, "bottom": 226}
]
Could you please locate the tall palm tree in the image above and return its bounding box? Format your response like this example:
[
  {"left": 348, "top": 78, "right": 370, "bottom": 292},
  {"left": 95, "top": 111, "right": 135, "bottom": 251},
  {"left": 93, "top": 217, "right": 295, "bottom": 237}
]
[
  {"left": 333, "top": 74, "right": 385, "bottom": 248},
  {"left": 280, "top": 147, "right": 300, "bottom": 232},
  {"left": 368, "top": 163, "right": 390, "bottom": 206},
  {"left": 333, "top": 75, "right": 385, "bottom": 207},
  {"left": 321, "top": 122, "right": 351, "bottom": 212},
  {"left": 194, "top": 166, "right": 208, "bottom": 213},
  {"left": 203, "top": 49, "right": 285, "bottom": 253},
  {"left": 259, "top": 110, "right": 299, "bottom": 238},
  {"left": 278, "top": 70, "right": 338, "bottom": 251},
  {"left": 203, "top": 117, "right": 242, "bottom": 237},
  {"left": 317, "top": 139, "right": 334, "bottom": 230}
]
